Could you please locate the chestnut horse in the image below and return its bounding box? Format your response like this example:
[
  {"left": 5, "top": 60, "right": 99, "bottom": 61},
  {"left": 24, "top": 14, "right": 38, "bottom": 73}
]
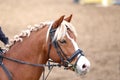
[{"left": 0, "top": 15, "right": 90, "bottom": 80}]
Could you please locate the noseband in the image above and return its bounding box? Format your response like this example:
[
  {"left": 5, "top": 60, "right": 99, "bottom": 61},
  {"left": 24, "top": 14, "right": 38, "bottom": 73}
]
[{"left": 49, "top": 28, "right": 84, "bottom": 69}]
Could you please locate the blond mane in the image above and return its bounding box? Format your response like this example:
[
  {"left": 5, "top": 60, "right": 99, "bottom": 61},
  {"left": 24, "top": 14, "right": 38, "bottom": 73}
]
[
  {"left": 5, "top": 20, "right": 77, "bottom": 51},
  {"left": 47, "top": 20, "right": 77, "bottom": 42},
  {"left": 5, "top": 22, "right": 50, "bottom": 50}
]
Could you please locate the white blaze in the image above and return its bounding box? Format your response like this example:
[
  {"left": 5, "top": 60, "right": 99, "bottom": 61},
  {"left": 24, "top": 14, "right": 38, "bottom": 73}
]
[
  {"left": 66, "top": 33, "right": 79, "bottom": 51},
  {"left": 66, "top": 32, "right": 90, "bottom": 75}
]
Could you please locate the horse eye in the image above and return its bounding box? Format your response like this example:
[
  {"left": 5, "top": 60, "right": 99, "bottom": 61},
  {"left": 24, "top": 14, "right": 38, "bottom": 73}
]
[{"left": 59, "top": 39, "right": 67, "bottom": 44}]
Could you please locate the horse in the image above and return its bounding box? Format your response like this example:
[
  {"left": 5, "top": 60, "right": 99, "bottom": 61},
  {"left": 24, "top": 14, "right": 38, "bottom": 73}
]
[{"left": 0, "top": 15, "right": 90, "bottom": 80}]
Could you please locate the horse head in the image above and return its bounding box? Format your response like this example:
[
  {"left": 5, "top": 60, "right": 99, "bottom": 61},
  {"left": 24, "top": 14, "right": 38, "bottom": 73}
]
[{"left": 46, "top": 15, "right": 90, "bottom": 75}]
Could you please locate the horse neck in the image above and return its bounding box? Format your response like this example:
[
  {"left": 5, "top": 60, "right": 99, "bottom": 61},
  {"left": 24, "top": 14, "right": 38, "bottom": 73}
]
[{"left": 3, "top": 27, "right": 49, "bottom": 80}]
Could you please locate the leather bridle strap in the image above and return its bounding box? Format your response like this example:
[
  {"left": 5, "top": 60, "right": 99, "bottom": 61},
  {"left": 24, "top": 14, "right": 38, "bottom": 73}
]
[
  {"left": 0, "top": 63, "right": 12, "bottom": 80},
  {"left": 0, "top": 54, "right": 12, "bottom": 80},
  {"left": 49, "top": 28, "right": 85, "bottom": 68},
  {"left": 0, "top": 54, "right": 60, "bottom": 80},
  {"left": 49, "top": 29, "right": 69, "bottom": 66},
  {"left": 0, "top": 55, "right": 60, "bottom": 67},
  {"left": 68, "top": 49, "right": 84, "bottom": 62}
]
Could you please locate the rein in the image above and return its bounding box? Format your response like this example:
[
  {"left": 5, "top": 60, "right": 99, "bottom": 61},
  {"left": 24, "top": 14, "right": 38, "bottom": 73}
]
[
  {"left": 0, "top": 54, "right": 60, "bottom": 67},
  {"left": 0, "top": 53, "right": 61, "bottom": 80}
]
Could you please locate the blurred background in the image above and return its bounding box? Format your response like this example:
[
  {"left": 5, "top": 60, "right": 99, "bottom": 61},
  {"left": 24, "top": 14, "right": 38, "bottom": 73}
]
[{"left": 0, "top": 0, "right": 120, "bottom": 80}]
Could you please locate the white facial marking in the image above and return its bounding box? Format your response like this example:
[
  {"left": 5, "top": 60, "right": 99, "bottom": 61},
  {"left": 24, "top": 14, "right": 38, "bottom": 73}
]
[
  {"left": 66, "top": 32, "right": 90, "bottom": 75},
  {"left": 66, "top": 33, "right": 79, "bottom": 51},
  {"left": 76, "top": 56, "right": 90, "bottom": 75}
]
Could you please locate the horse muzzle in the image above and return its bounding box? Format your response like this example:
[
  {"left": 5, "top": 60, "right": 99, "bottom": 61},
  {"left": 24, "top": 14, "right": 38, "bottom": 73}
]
[
  {"left": 62, "top": 49, "right": 90, "bottom": 76},
  {"left": 74, "top": 56, "right": 90, "bottom": 75}
]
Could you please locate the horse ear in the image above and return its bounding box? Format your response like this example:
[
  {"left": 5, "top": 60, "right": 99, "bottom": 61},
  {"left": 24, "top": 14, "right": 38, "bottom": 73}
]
[
  {"left": 64, "top": 14, "right": 72, "bottom": 22},
  {"left": 52, "top": 15, "right": 65, "bottom": 29}
]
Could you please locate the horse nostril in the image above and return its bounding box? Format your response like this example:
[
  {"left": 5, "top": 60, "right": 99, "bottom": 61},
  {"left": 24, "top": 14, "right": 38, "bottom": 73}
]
[{"left": 82, "top": 64, "right": 86, "bottom": 69}]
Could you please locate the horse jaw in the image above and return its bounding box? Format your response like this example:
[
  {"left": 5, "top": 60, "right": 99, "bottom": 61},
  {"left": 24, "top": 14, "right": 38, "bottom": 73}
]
[{"left": 75, "top": 56, "right": 90, "bottom": 75}]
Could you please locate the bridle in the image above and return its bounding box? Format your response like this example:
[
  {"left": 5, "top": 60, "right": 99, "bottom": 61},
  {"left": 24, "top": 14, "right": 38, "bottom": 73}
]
[
  {"left": 49, "top": 28, "right": 84, "bottom": 70},
  {"left": 0, "top": 27, "right": 84, "bottom": 80}
]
